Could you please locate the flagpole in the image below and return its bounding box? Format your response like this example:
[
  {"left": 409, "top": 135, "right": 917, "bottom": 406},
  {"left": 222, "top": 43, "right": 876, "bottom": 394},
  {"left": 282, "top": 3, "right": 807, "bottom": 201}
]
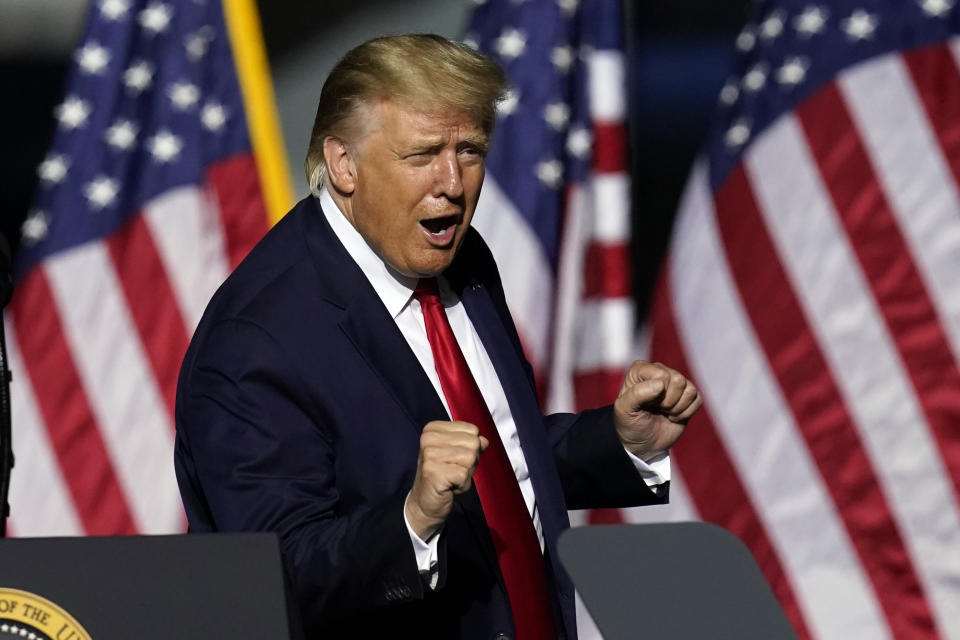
[
  {"left": 222, "top": 0, "right": 294, "bottom": 225},
  {"left": 0, "top": 233, "right": 14, "bottom": 538}
]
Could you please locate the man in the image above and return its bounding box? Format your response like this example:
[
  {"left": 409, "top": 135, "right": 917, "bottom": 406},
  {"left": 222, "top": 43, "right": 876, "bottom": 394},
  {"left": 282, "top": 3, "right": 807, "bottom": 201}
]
[{"left": 175, "top": 34, "right": 700, "bottom": 639}]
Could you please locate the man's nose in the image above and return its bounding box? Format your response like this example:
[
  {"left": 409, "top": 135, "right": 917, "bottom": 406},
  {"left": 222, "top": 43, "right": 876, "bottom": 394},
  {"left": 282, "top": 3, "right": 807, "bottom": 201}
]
[{"left": 434, "top": 151, "right": 464, "bottom": 198}]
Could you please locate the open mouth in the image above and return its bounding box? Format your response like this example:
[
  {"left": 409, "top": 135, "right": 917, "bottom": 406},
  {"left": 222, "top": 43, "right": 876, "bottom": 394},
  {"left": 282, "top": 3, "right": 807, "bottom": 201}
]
[{"left": 419, "top": 214, "right": 461, "bottom": 244}]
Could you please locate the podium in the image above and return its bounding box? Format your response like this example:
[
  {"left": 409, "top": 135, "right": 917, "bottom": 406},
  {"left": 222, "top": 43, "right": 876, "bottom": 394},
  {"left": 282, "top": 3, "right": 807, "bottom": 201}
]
[
  {"left": 559, "top": 522, "right": 798, "bottom": 639},
  {"left": 0, "top": 533, "right": 298, "bottom": 639}
]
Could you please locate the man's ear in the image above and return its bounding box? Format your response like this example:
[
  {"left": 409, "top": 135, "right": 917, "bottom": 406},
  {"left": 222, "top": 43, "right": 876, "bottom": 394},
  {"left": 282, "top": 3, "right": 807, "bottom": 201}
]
[{"left": 323, "top": 136, "right": 357, "bottom": 195}]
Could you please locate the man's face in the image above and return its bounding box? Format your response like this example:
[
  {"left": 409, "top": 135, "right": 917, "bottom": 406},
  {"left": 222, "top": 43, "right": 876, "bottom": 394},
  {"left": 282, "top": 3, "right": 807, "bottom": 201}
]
[{"left": 344, "top": 100, "right": 487, "bottom": 278}]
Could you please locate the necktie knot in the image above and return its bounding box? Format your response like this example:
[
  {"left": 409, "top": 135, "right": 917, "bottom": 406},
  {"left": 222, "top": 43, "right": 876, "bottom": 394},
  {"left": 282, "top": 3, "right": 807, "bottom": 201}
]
[{"left": 414, "top": 277, "right": 441, "bottom": 306}]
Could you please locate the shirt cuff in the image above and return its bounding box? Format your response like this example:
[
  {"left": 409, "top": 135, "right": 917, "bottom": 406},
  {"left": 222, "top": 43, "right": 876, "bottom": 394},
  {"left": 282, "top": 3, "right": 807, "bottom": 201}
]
[
  {"left": 403, "top": 493, "right": 441, "bottom": 588},
  {"left": 624, "top": 448, "right": 671, "bottom": 486}
]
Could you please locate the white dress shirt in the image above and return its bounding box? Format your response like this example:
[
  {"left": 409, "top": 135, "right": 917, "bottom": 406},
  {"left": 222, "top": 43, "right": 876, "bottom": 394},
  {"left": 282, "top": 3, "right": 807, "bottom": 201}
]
[{"left": 318, "top": 189, "right": 669, "bottom": 577}]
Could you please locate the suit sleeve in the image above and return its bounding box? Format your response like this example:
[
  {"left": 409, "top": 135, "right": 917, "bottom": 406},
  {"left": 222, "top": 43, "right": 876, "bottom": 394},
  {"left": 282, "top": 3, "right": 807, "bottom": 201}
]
[
  {"left": 175, "top": 317, "right": 425, "bottom": 627},
  {"left": 544, "top": 408, "right": 668, "bottom": 509}
]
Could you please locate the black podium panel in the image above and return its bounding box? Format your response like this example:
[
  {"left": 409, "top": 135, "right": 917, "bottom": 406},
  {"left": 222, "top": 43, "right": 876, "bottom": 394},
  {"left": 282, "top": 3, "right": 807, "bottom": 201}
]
[
  {"left": 559, "top": 523, "right": 798, "bottom": 640},
  {"left": 0, "top": 533, "right": 293, "bottom": 639}
]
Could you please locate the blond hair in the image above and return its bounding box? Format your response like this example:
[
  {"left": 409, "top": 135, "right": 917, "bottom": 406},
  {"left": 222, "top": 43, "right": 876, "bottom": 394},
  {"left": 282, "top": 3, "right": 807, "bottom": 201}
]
[{"left": 304, "top": 34, "right": 508, "bottom": 195}]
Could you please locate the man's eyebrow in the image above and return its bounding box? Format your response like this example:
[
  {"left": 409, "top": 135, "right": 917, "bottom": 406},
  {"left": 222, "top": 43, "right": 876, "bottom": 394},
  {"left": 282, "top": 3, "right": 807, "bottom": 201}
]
[
  {"left": 460, "top": 134, "right": 490, "bottom": 152},
  {"left": 403, "top": 139, "right": 446, "bottom": 154},
  {"left": 402, "top": 134, "right": 490, "bottom": 154}
]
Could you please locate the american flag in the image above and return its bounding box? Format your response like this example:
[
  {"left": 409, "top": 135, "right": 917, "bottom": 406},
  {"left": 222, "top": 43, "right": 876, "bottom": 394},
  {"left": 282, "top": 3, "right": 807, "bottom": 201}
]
[
  {"left": 465, "top": 1, "right": 632, "bottom": 635},
  {"left": 467, "top": 1, "right": 632, "bottom": 428},
  {"left": 5, "top": 0, "right": 287, "bottom": 536},
  {"left": 646, "top": 1, "right": 960, "bottom": 638}
]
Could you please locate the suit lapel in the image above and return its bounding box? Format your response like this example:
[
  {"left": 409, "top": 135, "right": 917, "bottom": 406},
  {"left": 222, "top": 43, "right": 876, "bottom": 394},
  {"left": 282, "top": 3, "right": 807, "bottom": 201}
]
[
  {"left": 338, "top": 297, "right": 451, "bottom": 433},
  {"left": 304, "top": 202, "right": 514, "bottom": 593},
  {"left": 304, "top": 198, "right": 448, "bottom": 434},
  {"left": 455, "top": 277, "right": 577, "bottom": 596},
  {"left": 457, "top": 282, "right": 569, "bottom": 524}
]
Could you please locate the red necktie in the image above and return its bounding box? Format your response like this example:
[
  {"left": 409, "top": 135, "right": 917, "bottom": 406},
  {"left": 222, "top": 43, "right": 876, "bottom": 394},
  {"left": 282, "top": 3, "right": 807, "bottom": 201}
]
[{"left": 414, "top": 278, "right": 555, "bottom": 639}]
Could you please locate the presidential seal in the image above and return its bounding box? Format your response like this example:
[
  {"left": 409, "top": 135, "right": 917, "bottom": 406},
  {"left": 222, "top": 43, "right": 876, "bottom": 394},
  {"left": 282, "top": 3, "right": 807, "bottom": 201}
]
[{"left": 0, "top": 589, "right": 91, "bottom": 640}]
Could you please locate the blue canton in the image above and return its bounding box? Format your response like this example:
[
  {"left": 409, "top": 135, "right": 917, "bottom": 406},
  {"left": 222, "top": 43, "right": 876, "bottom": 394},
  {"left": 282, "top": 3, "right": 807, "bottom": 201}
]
[
  {"left": 709, "top": 0, "right": 960, "bottom": 191},
  {"left": 19, "top": 0, "right": 249, "bottom": 278},
  {"left": 466, "top": 0, "right": 625, "bottom": 267}
]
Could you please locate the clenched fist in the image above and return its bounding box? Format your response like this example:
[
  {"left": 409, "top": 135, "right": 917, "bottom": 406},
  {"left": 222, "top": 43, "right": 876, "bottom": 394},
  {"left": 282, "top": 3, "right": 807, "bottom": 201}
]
[
  {"left": 614, "top": 360, "right": 701, "bottom": 461},
  {"left": 405, "top": 420, "right": 489, "bottom": 541}
]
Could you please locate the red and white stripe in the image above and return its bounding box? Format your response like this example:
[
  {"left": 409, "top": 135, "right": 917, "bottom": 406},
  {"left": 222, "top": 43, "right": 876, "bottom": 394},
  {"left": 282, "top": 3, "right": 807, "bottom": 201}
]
[
  {"left": 474, "top": 176, "right": 554, "bottom": 374},
  {"left": 554, "top": 48, "right": 633, "bottom": 414},
  {"left": 6, "top": 155, "right": 267, "bottom": 537},
  {"left": 647, "top": 40, "right": 960, "bottom": 639},
  {"left": 475, "top": 47, "right": 633, "bottom": 417}
]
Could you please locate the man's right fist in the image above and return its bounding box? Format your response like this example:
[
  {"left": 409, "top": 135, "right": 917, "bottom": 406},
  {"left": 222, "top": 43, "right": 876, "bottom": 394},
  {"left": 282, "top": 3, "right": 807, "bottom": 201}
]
[{"left": 405, "top": 420, "right": 489, "bottom": 541}]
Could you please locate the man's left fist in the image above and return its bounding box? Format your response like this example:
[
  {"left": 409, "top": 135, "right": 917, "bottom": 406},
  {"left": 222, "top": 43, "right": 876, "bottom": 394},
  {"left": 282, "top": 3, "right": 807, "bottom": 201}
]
[{"left": 613, "top": 360, "right": 702, "bottom": 461}]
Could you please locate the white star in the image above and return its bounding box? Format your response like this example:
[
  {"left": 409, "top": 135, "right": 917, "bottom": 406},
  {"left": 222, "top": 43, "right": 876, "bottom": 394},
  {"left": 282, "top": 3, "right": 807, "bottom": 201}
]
[
  {"left": 776, "top": 57, "right": 809, "bottom": 86},
  {"left": 921, "top": 0, "right": 954, "bottom": 17},
  {"left": 76, "top": 42, "right": 110, "bottom": 75},
  {"left": 84, "top": 176, "right": 119, "bottom": 209},
  {"left": 794, "top": 6, "right": 828, "bottom": 36},
  {"left": 725, "top": 119, "right": 751, "bottom": 148},
  {"left": 759, "top": 10, "right": 786, "bottom": 40},
  {"left": 551, "top": 45, "right": 574, "bottom": 72},
  {"left": 566, "top": 127, "right": 591, "bottom": 158},
  {"left": 139, "top": 2, "right": 173, "bottom": 35},
  {"left": 185, "top": 26, "right": 214, "bottom": 61},
  {"left": 557, "top": 0, "right": 579, "bottom": 16},
  {"left": 201, "top": 101, "right": 228, "bottom": 131},
  {"left": 543, "top": 101, "right": 570, "bottom": 131},
  {"left": 719, "top": 79, "right": 739, "bottom": 106},
  {"left": 536, "top": 159, "right": 564, "bottom": 188},
  {"left": 147, "top": 130, "right": 183, "bottom": 162},
  {"left": 497, "top": 87, "right": 519, "bottom": 116},
  {"left": 16, "top": 211, "right": 46, "bottom": 244},
  {"left": 38, "top": 154, "right": 69, "bottom": 184},
  {"left": 123, "top": 60, "right": 154, "bottom": 93},
  {"left": 736, "top": 25, "right": 756, "bottom": 52},
  {"left": 742, "top": 63, "right": 768, "bottom": 92},
  {"left": 842, "top": 10, "right": 878, "bottom": 40},
  {"left": 169, "top": 81, "right": 200, "bottom": 110},
  {"left": 99, "top": 0, "right": 129, "bottom": 20},
  {"left": 495, "top": 28, "right": 526, "bottom": 60},
  {"left": 55, "top": 96, "right": 91, "bottom": 130},
  {"left": 105, "top": 119, "right": 138, "bottom": 149}
]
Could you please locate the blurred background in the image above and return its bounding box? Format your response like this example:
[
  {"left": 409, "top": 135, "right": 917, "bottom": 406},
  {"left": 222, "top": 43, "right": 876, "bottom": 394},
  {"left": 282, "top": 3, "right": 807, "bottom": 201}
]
[{"left": 0, "top": 0, "right": 749, "bottom": 316}]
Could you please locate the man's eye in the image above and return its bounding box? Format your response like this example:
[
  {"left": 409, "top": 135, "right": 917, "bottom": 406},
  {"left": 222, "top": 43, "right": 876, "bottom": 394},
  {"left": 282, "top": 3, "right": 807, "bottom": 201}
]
[{"left": 405, "top": 153, "right": 431, "bottom": 164}]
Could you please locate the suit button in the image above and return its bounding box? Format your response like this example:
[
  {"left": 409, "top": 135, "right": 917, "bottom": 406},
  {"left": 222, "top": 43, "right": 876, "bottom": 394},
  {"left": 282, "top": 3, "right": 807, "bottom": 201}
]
[{"left": 493, "top": 633, "right": 511, "bottom": 640}]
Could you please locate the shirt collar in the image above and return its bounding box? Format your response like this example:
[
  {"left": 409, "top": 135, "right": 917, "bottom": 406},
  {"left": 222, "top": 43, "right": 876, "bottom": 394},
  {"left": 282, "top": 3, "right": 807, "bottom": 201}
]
[{"left": 318, "top": 188, "right": 418, "bottom": 319}]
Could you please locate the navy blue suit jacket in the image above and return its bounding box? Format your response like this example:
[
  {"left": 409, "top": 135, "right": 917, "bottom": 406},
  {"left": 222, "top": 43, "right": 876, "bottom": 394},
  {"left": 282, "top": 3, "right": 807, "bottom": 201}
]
[{"left": 174, "top": 196, "right": 667, "bottom": 639}]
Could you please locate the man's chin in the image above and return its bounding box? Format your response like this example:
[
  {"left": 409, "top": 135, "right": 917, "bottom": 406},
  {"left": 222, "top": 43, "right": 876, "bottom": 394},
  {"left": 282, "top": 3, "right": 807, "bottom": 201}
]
[{"left": 407, "top": 252, "right": 459, "bottom": 279}]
